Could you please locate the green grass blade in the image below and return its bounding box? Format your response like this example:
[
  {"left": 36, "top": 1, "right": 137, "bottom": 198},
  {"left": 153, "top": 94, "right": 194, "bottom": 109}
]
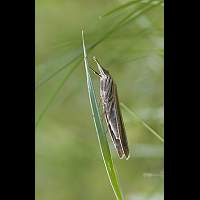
[
  {"left": 36, "top": 0, "right": 160, "bottom": 90},
  {"left": 91, "top": 0, "right": 158, "bottom": 48},
  {"left": 101, "top": 0, "right": 141, "bottom": 18},
  {"left": 101, "top": 0, "right": 163, "bottom": 18},
  {"left": 36, "top": 50, "right": 82, "bottom": 89},
  {"left": 35, "top": 59, "right": 82, "bottom": 128},
  {"left": 82, "top": 30, "right": 124, "bottom": 200},
  {"left": 35, "top": 2, "right": 162, "bottom": 127},
  {"left": 121, "top": 0, "right": 163, "bottom": 27},
  {"left": 120, "top": 103, "right": 164, "bottom": 143}
]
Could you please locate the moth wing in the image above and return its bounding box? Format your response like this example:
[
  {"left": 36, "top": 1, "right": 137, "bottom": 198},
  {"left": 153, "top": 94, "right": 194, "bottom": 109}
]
[
  {"left": 113, "top": 84, "right": 130, "bottom": 159},
  {"left": 106, "top": 99, "right": 120, "bottom": 139},
  {"left": 104, "top": 112, "right": 124, "bottom": 159}
]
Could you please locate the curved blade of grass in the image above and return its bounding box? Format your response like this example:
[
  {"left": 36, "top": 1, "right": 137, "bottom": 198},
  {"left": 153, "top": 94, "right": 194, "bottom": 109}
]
[
  {"left": 121, "top": 0, "right": 163, "bottom": 27},
  {"left": 36, "top": 50, "right": 82, "bottom": 89},
  {"left": 120, "top": 103, "right": 164, "bottom": 143},
  {"left": 101, "top": 0, "right": 163, "bottom": 18},
  {"left": 90, "top": 0, "right": 159, "bottom": 49},
  {"left": 36, "top": 0, "right": 160, "bottom": 90},
  {"left": 82, "top": 30, "right": 124, "bottom": 200},
  {"left": 101, "top": 0, "right": 141, "bottom": 18},
  {"left": 35, "top": 58, "right": 82, "bottom": 128},
  {"left": 35, "top": 2, "right": 162, "bottom": 126}
]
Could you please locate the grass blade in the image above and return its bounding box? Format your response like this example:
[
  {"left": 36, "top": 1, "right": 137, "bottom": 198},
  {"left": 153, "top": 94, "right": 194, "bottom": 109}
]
[
  {"left": 35, "top": 2, "right": 162, "bottom": 126},
  {"left": 120, "top": 103, "right": 164, "bottom": 143},
  {"left": 82, "top": 30, "right": 124, "bottom": 200},
  {"left": 36, "top": 0, "right": 161, "bottom": 90},
  {"left": 121, "top": 0, "right": 163, "bottom": 27},
  {"left": 101, "top": 0, "right": 163, "bottom": 18},
  {"left": 101, "top": 0, "right": 141, "bottom": 18},
  {"left": 36, "top": 50, "right": 82, "bottom": 89},
  {"left": 35, "top": 59, "right": 82, "bottom": 127}
]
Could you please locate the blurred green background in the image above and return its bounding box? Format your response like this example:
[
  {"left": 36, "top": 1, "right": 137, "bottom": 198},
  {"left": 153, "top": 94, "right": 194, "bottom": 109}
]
[{"left": 36, "top": 0, "right": 163, "bottom": 200}]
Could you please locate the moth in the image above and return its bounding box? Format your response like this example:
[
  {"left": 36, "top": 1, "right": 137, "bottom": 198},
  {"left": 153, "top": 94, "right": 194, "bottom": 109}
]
[{"left": 91, "top": 57, "right": 130, "bottom": 160}]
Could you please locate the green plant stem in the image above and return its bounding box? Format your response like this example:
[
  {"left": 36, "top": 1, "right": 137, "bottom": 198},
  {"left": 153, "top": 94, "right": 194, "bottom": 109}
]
[
  {"left": 120, "top": 103, "right": 164, "bottom": 143},
  {"left": 82, "top": 30, "right": 124, "bottom": 200}
]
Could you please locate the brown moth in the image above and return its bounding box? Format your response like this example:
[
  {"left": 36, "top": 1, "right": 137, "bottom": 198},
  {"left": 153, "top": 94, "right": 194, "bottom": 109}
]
[{"left": 91, "top": 57, "right": 130, "bottom": 160}]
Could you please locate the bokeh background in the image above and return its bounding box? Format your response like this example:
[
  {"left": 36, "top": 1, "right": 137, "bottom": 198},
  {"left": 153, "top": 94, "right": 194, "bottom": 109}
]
[{"left": 36, "top": 0, "right": 164, "bottom": 200}]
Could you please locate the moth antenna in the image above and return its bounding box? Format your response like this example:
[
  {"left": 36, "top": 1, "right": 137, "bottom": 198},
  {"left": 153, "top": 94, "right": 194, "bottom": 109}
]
[
  {"left": 93, "top": 56, "right": 101, "bottom": 66},
  {"left": 93, "top": 56, "right": 97, "bottom": 62},
  {"left": 89, "top": 66, "right": 101, "bottom": 77}
]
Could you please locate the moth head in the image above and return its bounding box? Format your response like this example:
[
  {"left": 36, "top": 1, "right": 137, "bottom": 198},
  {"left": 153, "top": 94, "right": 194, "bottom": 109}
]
[{"left": 93, "top": 56, "right": 110, "bottom": 77}]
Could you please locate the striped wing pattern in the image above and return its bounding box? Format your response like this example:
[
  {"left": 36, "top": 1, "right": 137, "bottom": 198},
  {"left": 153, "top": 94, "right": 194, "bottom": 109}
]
[{"left": 100, "top": 76, "right": 129, "bottom": 159}]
